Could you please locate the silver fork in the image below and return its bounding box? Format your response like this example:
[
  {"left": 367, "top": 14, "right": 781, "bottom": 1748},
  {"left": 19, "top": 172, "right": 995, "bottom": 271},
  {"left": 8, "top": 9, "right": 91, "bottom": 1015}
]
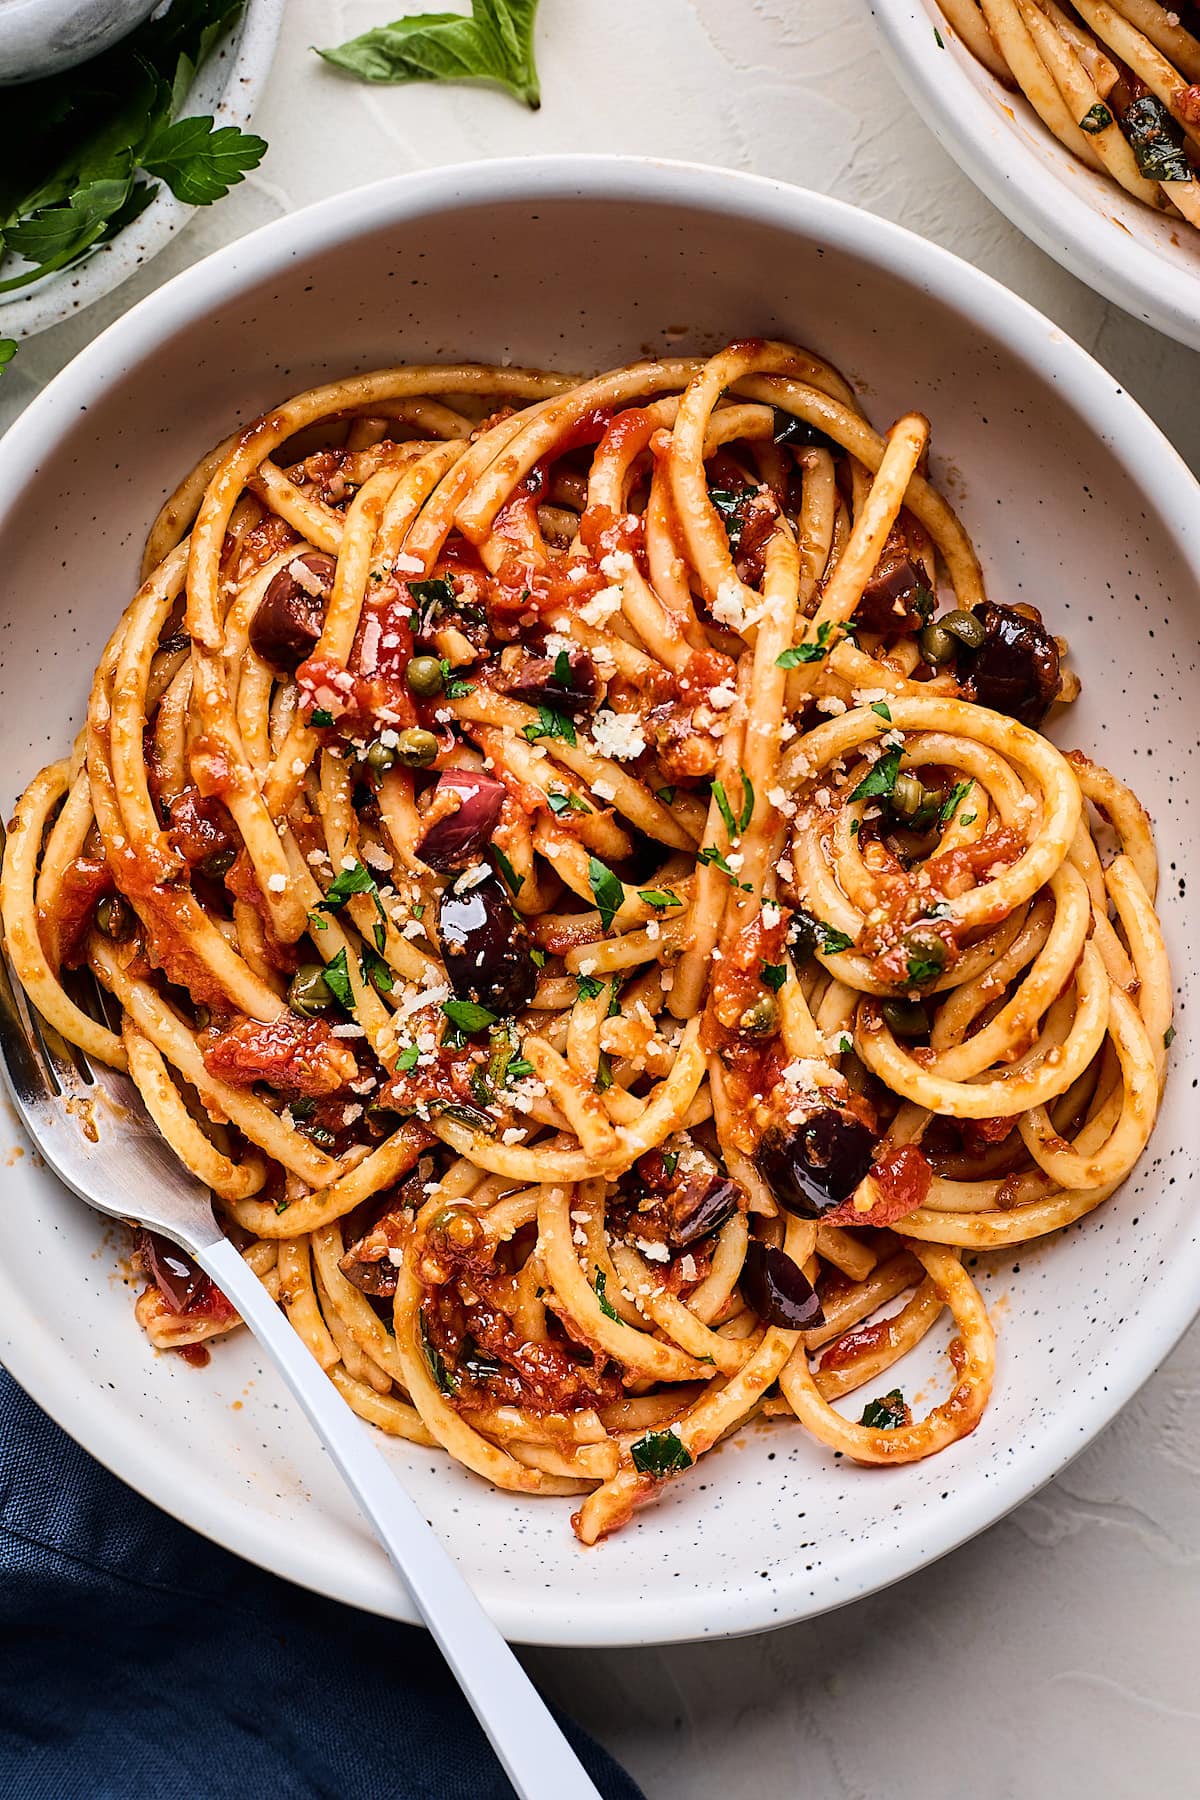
[{"left": 0, "top": 836, "right": 600, "bottom": 1800}]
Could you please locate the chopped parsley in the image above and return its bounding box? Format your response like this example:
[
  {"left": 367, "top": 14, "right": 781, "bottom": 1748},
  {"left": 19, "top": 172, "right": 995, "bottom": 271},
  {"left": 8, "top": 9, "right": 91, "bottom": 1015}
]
[
  {"left": 933, "top": 24, "right": 944, "bottom": 47},
  {"left": 1165, "top": 1025, "right": 1176, "bottom": 1049},
  {"left": 321, "top": 948, "right": 354, "bottom": 1010},
  {"left": 905, "top": 950, "right": 944, "bottom": 986},
  {"left": 707, "top": 484, "right": 751, "bottom": 551},
  {"left": 491, "top": 845, "right": 524, "bottom": 896},
  {"left": 575, "top": 973, "right": 605, "bottom": 1002},
  {"left": 870, "top": 700, "right": 892, "bottom": 722},
  {"left": 593, "top": 1269, "right": 620, "bottom": 1322},
  {"left": 587, "top": 856, "right": 624, "bottom": 932},
  {"left": 630, "top": 1427, "right": 693, "bottom": 1478},
  {"left": 548, "top": 790, "right": 592, "bottom": 816},
  {"left": 444, "top": 676, "right": 475, "bottom": 699},
  {"left": 360, "top": 943, "right": 394, "bottom": 994},
  {"left": 529, "top": 946, "right": 546, "bottom": 968},
  {"left": 442, "top": 998, "right": 498, "bottom": 1035},
  {"left": 595, "top": 1049, "right": 613, "bottom": 1093},
  {"left": 396, "top": 1042, "right": 420, "bottom": 1072},
  {"left": 523, "top": 704, "right": 577, "bottom": 746},
  {"left": 408, "top": 574, "right": 456, "bottom": 609},
  {"left": 1080, "top": 102, "right": 1112, "bottom": 134},
  {"left": 698, "top": 844, "right": 752, "bottom": 891},
  {"left": 656, "top": 786, "right": 675, "bottom": 806},
  {"left": 760, "top": 961, "right": 788, "bottom": 991},
  {"left": 662, "top": 1150, "right": 679, "bottom": 1177},
  {"left": 310, "top": 707, "right": 335, "bottom": 728},
  {"left": 313, "top": 859, "right": 388, "bottom": 950},
  {"left": 639, "top": 888, "right": 683, "bottom": 909},
  {"left": 790, "top": 908, "right": 855, "bottom": 958},
  {"left": 712, "top": 771, "right": 755, "bottom": 839},
  {"left": 777, "top": 620, "right": 835, "bottom": 667},
  {"left": 419, "top": 1313, "right": 457, "bottom": 1396},
  {"left": 861, "top": 1389, "right": 907, "bottom": 1430},
  {"left": 849, "top": 747, "right": 902, "bottom": 802},
  {"left": 939, "top": 778, "right": 974, "bottom": 827}
]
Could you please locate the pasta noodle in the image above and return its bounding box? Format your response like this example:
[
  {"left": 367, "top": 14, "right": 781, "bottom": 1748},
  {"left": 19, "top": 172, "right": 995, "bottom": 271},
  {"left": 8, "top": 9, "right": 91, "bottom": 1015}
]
[
  {"left": 0, "top": 340, "right": 1172, "bottom": 1543},
  {"left": 938, "top": 0, "right": 1200, "bottom": 230}
]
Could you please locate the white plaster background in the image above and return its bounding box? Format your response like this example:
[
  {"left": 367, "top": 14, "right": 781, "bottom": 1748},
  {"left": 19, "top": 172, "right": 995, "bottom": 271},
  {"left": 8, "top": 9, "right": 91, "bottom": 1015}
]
[{"left": 4, "top": 4, "right": 1199, "bottom": 1795}]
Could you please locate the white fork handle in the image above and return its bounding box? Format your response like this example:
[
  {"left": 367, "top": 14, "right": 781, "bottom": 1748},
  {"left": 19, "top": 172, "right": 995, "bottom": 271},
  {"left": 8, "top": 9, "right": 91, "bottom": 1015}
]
[{"left": 198, "top": 1238, "right": 602, "bottom": 1800}]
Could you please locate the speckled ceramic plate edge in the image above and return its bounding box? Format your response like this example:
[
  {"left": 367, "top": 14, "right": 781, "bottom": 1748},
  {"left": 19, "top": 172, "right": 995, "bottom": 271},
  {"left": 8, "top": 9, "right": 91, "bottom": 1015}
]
[
  {"left": 869, "top": 0, "right": 1200, "bottom": 352},
  {"left": 0, "top": 157, "right": 1198, "bottom": 1646}
]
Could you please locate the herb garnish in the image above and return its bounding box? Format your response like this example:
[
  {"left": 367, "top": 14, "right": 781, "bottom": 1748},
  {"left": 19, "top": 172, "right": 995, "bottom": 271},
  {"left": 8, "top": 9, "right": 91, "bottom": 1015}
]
[
  {"left": 939, "top": 778, "right": 974, "bottom": 827},
  {"left": 707, "top": 485, "right": 752, "bottom": 551},
  {"left": 760, "top": 961, "right": 788, "bottom": 991},
  {"left": 523, "top": 704, "right": 577, "bottom": 747},
  {"left": 548, "top": 790, "right": 592, "bottom": 816},
  {"left": 587, "top": 857, "right": 624, "bottom": 932},
  {"left": 870, "top": 700, "right": 892, "bottom": 722},
  {"left": 322, "top": 948, "right": 354, "bottom": 1010},
  {"left": 593, "top": 1268, "right": 620, "bottom": 1322},
  {"left": 849, "top": 748, "right": 902, "bottom": 802},
  {"left": 712, "top": 771, "right": 754, "bottom": 838},
  {"left": 1080, "top": 102, "right": 1113, "bottom": 134},
  {"left": 697, "top": 845, "right": 752, "bottom": 891},
  {"left": 491, "top": 845, "right": 524, "bottom": 896},
  {"left": 317, "top": 0, "right": 542, "bottom": 109},
  {"left": 630, "top": 1427, "right": 693, "bottom": 1478},
  {"left": 310, "top": 708, "right": 336, "bottom": 728},
  {"left": 396, "top": 1043, "right": 420, "bottom": 1073},
  {"left": 442, "top": 999, "right": 499, "bottom": 1034},
  {"left": 861, "top": 1390, "right": 907, "bottom": 1430},
  {"left": 313, "top": 859, "right": 389, "bottom": 950},
  {"left": 419, "top": 1313, "right": 457, "bottom": 1395},
  {"left": 777, "top": 621, "right": 835, "bottom": 668},
  {"left": 639, "top": 888, "right": 683, "bottom": 909},
  {"left": 575, "top": 973, "right": 605, "bottom": 1002},
  {"left": 1124, "top": 94, "right": 1191, "bottom": 183}
]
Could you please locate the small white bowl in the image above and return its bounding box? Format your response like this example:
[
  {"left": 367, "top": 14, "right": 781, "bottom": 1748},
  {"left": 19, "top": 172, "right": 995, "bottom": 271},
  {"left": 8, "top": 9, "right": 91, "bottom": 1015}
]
[
  {"left": 0, "top": 156, "right": 1196, "bottom": 1645},
  {"left": 0, "top": 0, "right": 284, "bottom": 338},
  {"left": 0, "top": 0, "right": 159, "bottom": 84},
  {"left": 871, "top": 0, "right": 1200, "bottom": 350}
]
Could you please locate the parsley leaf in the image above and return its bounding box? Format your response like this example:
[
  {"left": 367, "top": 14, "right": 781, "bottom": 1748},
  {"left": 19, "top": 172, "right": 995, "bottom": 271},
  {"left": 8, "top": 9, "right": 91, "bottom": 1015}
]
[
  {"left": 548, "top": 790, "right": 591, "bottom": 816},
  {"left": 777, "top": 621, "right": 834, "bottom": 668},
  {"left": 707, "top": 485, "right": 751, "bottom": 551},
  {"left": 317, "top": 0, "right": 543, "bottom": 108},
  {"left": 697, "top": 845, "right": 752, "bottom": 891},
  {"left": 491, "top": 845, "right": 524, "bottom": 896},
  {"left": 396, "top": 1042, "right": 420, "bottom": 1072},
  {"left": 310, "top": 707, "right": 335, "bottom": 728},
  {"left": 630, "top": 1427, "right": 693, "bottom": 1478},
  {"left": 588, "top": 857, "right": 624, "bottom": 932},
  {"left": 849, "top": 748, "right": 902, "bottom": 802},
  {"left": 711, "top": 780, "right": 738, "bottom": 841},
  {"left": 408, "top": 574, "right": 456, "bottom": 609},
  {"left": 575, "top": 974, "right": 605, "bottom": 1002},
  {"left": 322, "top": 948, "right": 354, "bottom": 1010},
  {"left": 141, "top": 115, "right": 266, "bottom": 205},
  {"left": 444, "top": 677, "right": 475, "bottom": 699},
  {"left": 0, "top": 341, "right": 15, "bottom": 375},
  {"left": 1165, "top": 1025, "right": 1177, "bottom": 1049},
  {"left": 313, "top": 858, "right": 389, "bottom": 947},
  {"left": 760, "top": 961, "right": 788, "bottom": 991},
  {"left": 870, "top": 700, "right": 892, "bottom": 722},
  {"left": 419, "top": 1313, "right": 457, "bottom": 1395},
  {"left": 504, "top": 1056, "right": 535, "bottom": 1082},
  {"left": 442, "top": 999, "right": 498, "bottom": 1035},
  {"left": 593, "top": 1268, "right": 620, "bottom": 1321},
  {"left": 529, "top": 946, "right": 546, "bottom": 968},
  {"left": 639, "top": 888, "right": 682, "bottom": 909},
  {"left": 861, "top": 1390, "right": 908, "bottom": 1430},
  {"left": 939, "top": 779, "right": 974, "bottom": 827},
  {"left": 791, "top": 908, "right": 855, "bottom": 959},
  {"left": 662, "top": 1150, "right": 679, "bottom": 1177},
  {"left": 656, "top": 785, "right": 675, "bottom": 806},
  {"left": 595, "top": 1049, "right": 613, "bottom": 1093},
  {"left": 905, "top": 951, "right": 943, "bottom": 986},
  {"left": 523, "top": 704, "right": 576, "bottom": 747},
  {"left": 360, "top": 943, "right": 394, "bottom": 994},
  {"left": 1079, "top": 102, "right": 1113, "bottom": 134},
  {"left": 712, "top": 771, "right": 753, "bottom": 836}
]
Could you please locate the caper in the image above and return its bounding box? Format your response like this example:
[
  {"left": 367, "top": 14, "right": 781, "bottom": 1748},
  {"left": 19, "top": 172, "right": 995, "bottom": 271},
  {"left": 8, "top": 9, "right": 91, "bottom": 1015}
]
[
  {"left": 918, "top": 621, "right": 956, "bottom": 667},
  {"left": 366, "top": 738, "right": 397, "bottom": 775},
  {"left": 288, "top": 962, "right": 334, "bottom": 1017},
  {"left": 406, "top": 655, "right": 445, "bottom": 698},
  {"left": 882, "top": 997, "right": 930, "bottom": 1038},
  {"left": 739, "top": 995, "right": 779, "bottom": 1035},
  {"left": 95, "top": 893, "right": 133, "bottom": 940},
  {"left": 940, "top": 608, "right": 986, "bottom": 650},
  {"left": 904, "top": 924, "right": 947, "bottom": 979},
  {"left": 198, "top": 845, "right": 236, "bottom": 881},
  {"left": 891, "top": 772, "right": 927, "bottom": 820},
  {"left": 430, "top": 1202, "right": 482, "bottom": 1253},
  {"left": 395, "top": 726, "right": 439, "bottom": 768}
]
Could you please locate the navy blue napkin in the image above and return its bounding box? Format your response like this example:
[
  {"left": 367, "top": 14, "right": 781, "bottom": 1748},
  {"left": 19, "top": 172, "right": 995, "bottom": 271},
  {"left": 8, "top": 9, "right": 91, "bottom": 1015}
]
[{"left": 0, "top": 1369, "right": 641, "bottom": 1799}]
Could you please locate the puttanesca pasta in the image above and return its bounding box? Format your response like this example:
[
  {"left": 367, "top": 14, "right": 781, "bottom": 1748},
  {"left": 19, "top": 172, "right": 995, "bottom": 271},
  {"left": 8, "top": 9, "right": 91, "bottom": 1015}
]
[
  {"left": 0, "top": 341, "right": 1172, "bottom": 1542},
  {"left": 937, "top": 0, "right": 1200, "bottom": 231}
]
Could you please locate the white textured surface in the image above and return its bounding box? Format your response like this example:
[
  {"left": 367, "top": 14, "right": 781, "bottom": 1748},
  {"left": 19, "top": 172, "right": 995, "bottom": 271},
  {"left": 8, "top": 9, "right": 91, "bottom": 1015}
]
[{"left": 3, "top": 4, "right": 1198, "bottom": 1794}]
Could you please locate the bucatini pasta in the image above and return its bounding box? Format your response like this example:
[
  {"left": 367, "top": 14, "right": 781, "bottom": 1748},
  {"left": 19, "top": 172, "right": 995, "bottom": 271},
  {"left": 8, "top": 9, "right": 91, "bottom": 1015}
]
[
  {"left": 0, "top": 340, "right": 1171, "bottom": 1542},
  {"left": 937, "top": 0, "right": 1200, "bottom": 231}
]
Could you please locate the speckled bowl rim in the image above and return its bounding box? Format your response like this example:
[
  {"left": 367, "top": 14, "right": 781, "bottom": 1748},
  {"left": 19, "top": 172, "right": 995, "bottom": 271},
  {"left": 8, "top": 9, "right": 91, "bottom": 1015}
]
[
  {"left": 869, "top": 0, "right": 1200, "bottom": 352},
  {"left": 1, "top": 155, "right": 1199, "bottom": 1646},
  {"left": 0, "top": 0, "right": 285, "bottom": 338}
]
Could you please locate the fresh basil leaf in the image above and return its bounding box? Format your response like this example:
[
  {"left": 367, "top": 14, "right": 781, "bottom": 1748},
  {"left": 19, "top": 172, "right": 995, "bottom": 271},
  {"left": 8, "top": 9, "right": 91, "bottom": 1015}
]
[
  {"left": 322, "top": 948, "right": 354, "bottom": 1010},
  {"left": 317, "top": 0, "right": 542, "bottom": 108},
  {"left": 523, "top": 703, "right": 576, "bottom": 746},
  {"left": 491, "top": 845, "right": 523, "bottom": 896},
  {"left": 587, "top": 856, "right": 624, "bottom": 932},
  {"left": 593, "top": 1268, "right": 620, "bottom": 1322},
  {"left": 141, "top": 115, "right": 265, "bottom": 205},
  {"left": 1124, "top": 94, "right": 1191, "bottom": 183},
  {"left": 861, "top": 1389, "right": 907, "bottom": 1429},
  {"left": 442, "top": 998, "right": 498, "bottom": 1034},
  {"left": 849, "top": 748, "right": 902, "bottom": 802},
  {"left": 760, "top": 961, "right": 788, "bottom": 991},
  {"left": 1080, "top": 102, "right": 1112, "bottom": 134},
  {"left": 630, "top": 1427, "right": 693, "bottom": 1478}
]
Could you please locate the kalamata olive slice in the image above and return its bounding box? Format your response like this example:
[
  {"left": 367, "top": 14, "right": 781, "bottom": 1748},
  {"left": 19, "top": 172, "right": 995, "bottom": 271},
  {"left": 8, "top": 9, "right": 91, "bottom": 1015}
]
[
  {"left": 438, "top": 870, "right": 538, "bottom": 1016},
  {"left": 740, "top": 1239, "right": 825, "bottom": 1329},
  {"left": 139, "top": 1228, "right": 205, "bottom": 1313},
  {"left": 417, "top": 770, "right": 506, "bottom": 872},
  {"left": 957, "top": 601, "right": 1060, "bottom": 727},
  {"left": 755, "top": 1109, "right": 876, "bottom": 1218},
  {"left": 249, "top": 552, "right": 335, "bottom": 669},
  {"left": 671, "top": 1175, "right": 740, "bottom": 1249},
  {"left": 854, "top": 555, "right": 927, "bottom": 636},
  {"left": 500, "top": 650, "right": 598, "bottom": 710}
]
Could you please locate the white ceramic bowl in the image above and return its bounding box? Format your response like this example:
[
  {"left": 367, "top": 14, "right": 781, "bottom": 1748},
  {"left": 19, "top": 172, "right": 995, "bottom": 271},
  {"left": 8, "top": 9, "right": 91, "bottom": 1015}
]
[
  {"left": 0, "top": 0, "right": 283, "bottom": 338},
  {"left": 0, "top": 156, "right": 1197, "bottom": 1647},
  {"left": 871, "top": 0, "right": 1200, "bottom": 350}
]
